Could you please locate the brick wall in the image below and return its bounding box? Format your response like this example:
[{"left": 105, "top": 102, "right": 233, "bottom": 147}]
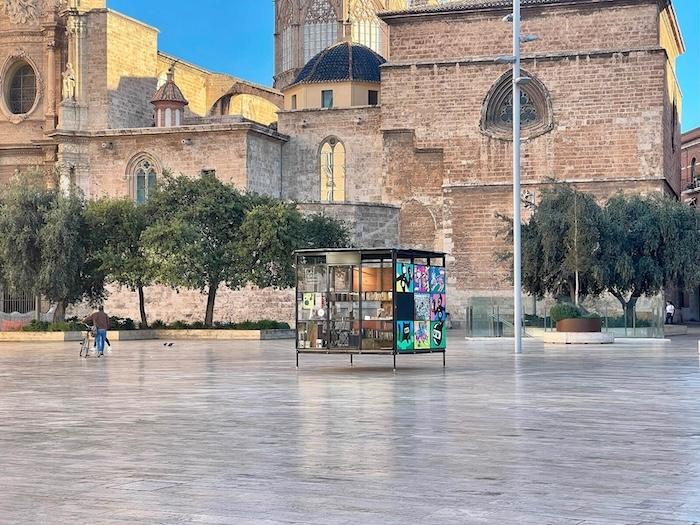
[
  {"left": 157, "top": 54, "right": 209, "bottom": 118},
  {"left": 278, "top": 106, "right": 383, "bottom": 203},
  {"left": 385, "top": 2, "right": 660, "bottom": 63},
  {"left": 70, "top": 284, "right": 296, "bottom": 327},
  {"left": 106, "top": 11, "right": 158, "bottom": 129},
  {"left": 681, "top": 129, "right": 700, "bottom": 191},
  {"left": 379, "top": 1, "right": 676, "bottom": 306},
  {"left": 56, "top": 123, "right": 286, "bottom": 198},
  {"left": 246, "top": 132, "right": 284, "bottom": 197},
  {"left": 298, "top": 202, "right": 400, "bottom": 247}
]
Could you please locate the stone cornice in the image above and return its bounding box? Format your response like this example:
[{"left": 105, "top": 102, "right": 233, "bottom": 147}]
[
  {"left": 381, "top": 46, "right": 664, "bottom": 70},
  {"left": 443, "top": 176, "right": 674, "bottom": 191},
  {"left": 380, "top": 0, "right": 660, "bottom": 21},
  {"left": 278, "top": 105, "right": 381, "bottom": 116},
  {"left": 49, "top": 122, "right": 289, "bottom": 142}
]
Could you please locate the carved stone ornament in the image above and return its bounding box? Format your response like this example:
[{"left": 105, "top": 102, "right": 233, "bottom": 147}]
[
  {"left": 2, "top": 0, "right": 42, "bottom": 24},
  {"left": 0, "top": 50, "right": 43, "bottom": 124}
]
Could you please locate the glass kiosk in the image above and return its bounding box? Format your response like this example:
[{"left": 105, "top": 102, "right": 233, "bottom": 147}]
[{"left": 295, "top": 249, "right": 447, "bottom": 369}]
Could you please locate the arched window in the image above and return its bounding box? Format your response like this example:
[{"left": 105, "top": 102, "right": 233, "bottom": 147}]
[
  {"left": 351, "top": 0, "right": 382, "bottom": 54},
  {"left": 319, "top": 138, "right": 345, "bottom": 202},
  {"left": 691, "top": 158, "right": 696, "bottom": 180},
  {"left": 127, "top": 154, "right": 161, "bottom": 204},
  {"left": 7, "top": 62, "right": 36, "bottom": 115},
  {"left": 303, "top": 0, "right": 338, "bottom": 63},
  {"left": 481, "top": 70, "right": 553, "bottom": 140}
]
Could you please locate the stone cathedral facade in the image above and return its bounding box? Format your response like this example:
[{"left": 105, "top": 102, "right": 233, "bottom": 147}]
[{"left": 0, "top": 0, "right": 688, "bottom": 324}]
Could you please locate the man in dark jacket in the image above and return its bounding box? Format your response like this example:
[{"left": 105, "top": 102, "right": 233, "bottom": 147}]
[{"left": 84, "top": 306, "right": 109, "bottom": 357}]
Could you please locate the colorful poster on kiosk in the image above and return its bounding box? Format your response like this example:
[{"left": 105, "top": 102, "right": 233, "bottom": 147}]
[{"left": 395, "top": 263, "right": 446, "bottom": 352}]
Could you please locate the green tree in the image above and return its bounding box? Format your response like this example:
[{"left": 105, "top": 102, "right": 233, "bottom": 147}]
[
  {"left": 0, "top": 171, "right": 51, "bottom": 304},
  {"left": 599, "top": 193, "right": 700, "bottom": 324},
  {"left": 239, "top": 207, "right": 350, "bottom": 290},
  {"left": 38, "top": 186, "right": 103, "bottom": 322},
  {"left": 85, "top": 198, "right": 152, "bottom": 327},
  {"left": 239, "top": 202, "right": 304, "bottom": 289},
  {"left": 142, "top": 172, "right": 249, "bottom": 326},
  {"left": 0, "top": 171, "right": 103, "bottom": 322},
  {"left": 498, "top": 183, "right": 603, "bottom": 304},
  {"left": 300, "top": 214, "right": 351, "bottom": 249}
]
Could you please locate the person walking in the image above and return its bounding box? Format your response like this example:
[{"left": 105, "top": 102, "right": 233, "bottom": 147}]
[
  {"left": 84, "top": 306, "right": 110, "bottom": 357},
  {"left": 665, "top": 301, "right": 675, "bottom": 325}
]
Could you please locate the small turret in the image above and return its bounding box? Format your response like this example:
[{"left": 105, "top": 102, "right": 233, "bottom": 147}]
[{"left": 151, "top": 67, "right": 188, "bottom": 127}]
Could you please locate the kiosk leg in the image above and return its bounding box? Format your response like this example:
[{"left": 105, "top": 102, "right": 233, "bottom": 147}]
[
  {"left": 296, "top": 351, "right": 299, "bottom": 369},
  {"left": 443, "top": 352, "right": 446, "bottom": 368},
  {"left": 350, "top": 354, "right": 353, "bottom": 366},
  {"left": 393, "top": 353, "right": 396, "bottom": 371}
]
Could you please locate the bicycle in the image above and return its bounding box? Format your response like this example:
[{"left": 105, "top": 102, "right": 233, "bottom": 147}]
[{"left": 79, "top": 324, "right": 96, "bottom": 358}]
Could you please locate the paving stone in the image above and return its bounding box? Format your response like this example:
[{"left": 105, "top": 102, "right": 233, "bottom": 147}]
[{"left": 0, "top": 336, "right": 699, "bottom": 524}]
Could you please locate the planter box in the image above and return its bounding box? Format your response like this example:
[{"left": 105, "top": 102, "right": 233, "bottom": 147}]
[
  {"left": 0, "top": 329, "right": 295, "bottom": 343},
  {"left": 556, "top": 318, "right": 602, "bottom": 333}
]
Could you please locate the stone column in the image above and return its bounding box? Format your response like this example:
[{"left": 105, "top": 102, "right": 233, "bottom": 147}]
[{"left": 45, "top": 38, "right": 57, "bottom": 131}]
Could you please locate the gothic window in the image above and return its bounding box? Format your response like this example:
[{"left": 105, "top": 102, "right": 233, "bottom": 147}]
[
  {"left": 282, "top": 27, "right": 294, "bottom": 70},
  {"left": 481, "top": 70, "right": 553, "bottom": 140},
  {"left": 692, "top": 158, "right": 697, "bottom": 184},
  {"left": 351, "top": 0, "right": 382, "bottom": 54},
  {"left": 127, "top": 154, "right": 161, "bottom": 204},
  {"left": 319, "top": 137, "right": 345, "bottom": 202},
  {"left": 278, "top": 0, "right": 295, "bottom": 71},
  {"left": 7, "top": 62, "right": 36, "bottom": 115},
  {"left": 303, "top": 0, "right": 338, "bottom": 63}
]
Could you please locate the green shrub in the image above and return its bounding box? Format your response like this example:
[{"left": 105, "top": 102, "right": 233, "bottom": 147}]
[
  {"left": 550, "top": 303, "right": 583, "bottom": 323},
  {"left": 22, "top": 319, "right": 84, "bottom": 332},
  {"left": 232, "top": 320, "right": 291, "bottom": 330},
  {"left": 109, "top": 316, "right": 136, "bottom": 330},
  {"left": 22, "top": 320, "right": 50, "bottom": 332},
  {"left": 151, "top": 319, "right": 166, "bottom": 329}
]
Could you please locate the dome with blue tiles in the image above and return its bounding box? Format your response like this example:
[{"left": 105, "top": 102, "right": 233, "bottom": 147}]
[{"left": 292, "top": 42, "right": 385, "bottom": 86}]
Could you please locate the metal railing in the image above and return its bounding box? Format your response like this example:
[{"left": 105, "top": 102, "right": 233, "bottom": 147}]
[
  {"left": 466, "top": 306, "right": 530, "bottom": 338},
  {"left": 2, "top": 289, "right": 34, "bottom": 314},
  {"left": 465, "top": 297, "right": 665, "bottom": 339}
]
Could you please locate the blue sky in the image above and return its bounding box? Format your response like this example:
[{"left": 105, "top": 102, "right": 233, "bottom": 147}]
[{"left": 109, "top": 0, "right": 699, "bottom": 132}]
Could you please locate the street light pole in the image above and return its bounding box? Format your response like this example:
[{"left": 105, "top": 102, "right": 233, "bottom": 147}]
[{"left": 512, "top": 0, "right": 523, "bottom": 354}]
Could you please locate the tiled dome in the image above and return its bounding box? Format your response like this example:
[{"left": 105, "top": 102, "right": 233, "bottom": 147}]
[{"left": 292, "top": 42, "right": 385, "bottom": 86}]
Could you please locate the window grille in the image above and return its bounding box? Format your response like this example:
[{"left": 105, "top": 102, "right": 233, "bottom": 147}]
[{"left": 8, "top": 63, "right": 36, "bottom": 114}]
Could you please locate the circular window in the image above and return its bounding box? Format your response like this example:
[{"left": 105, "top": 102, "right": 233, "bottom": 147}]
[{"left": 6, "top": 62, "right": 37, "bottom": 115}]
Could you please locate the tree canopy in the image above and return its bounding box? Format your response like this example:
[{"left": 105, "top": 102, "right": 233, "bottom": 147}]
[
  {"left": 0, "top": 171, "right": 103, "bottom": 321},
  {"left": 499, "top": 183, "right": 700, "bottom": 320},
  {"left": 85, "top": 198, "right": 152, "bottom": 326}
]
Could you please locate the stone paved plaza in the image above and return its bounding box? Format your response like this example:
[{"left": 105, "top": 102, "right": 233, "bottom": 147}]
[{"left": 1, "top": 335, "right": 700, "bottom": 524}]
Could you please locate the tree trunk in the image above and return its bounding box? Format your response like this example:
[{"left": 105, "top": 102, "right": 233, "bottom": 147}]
[
  {"left": 611, "top": 291, "right": 639, "bottom": 328},
  {"left": 137, "top": 284, "right": 147, "bottom": 328},
  {"left": 52, "top": 301, "right": 67, "bottom": 323},
  {"left": 624, "top": 296, "right": 639, "bottom": 327},
  {"left": 204, "top": 282, "right": 219, "bottom": 327},
  {"left": 575, "top": 270, "right": 580, "bottom": 307}
]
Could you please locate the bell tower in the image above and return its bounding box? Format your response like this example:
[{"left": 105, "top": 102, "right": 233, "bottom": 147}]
[{"left": 273, "top": 0, "right": 449, "bottom": 90}]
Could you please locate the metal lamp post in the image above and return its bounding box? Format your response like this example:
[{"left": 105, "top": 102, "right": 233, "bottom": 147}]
[
  {"left": 498, "top": 2, "right": 537, "bottom": 353},
  {"left": 512, "top": 0, "right": 523, "bottom": 354}
]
